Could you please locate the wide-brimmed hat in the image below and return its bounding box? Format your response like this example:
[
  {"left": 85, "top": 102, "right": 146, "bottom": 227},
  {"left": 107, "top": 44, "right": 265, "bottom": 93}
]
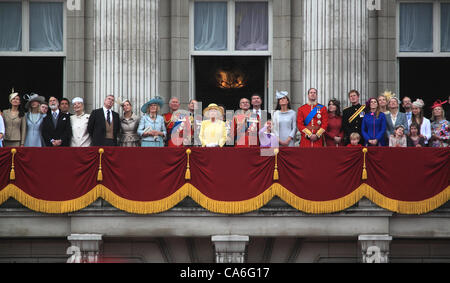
[
  {"left": 203, "top": 103, "right": 224, "bottom": 116},
  {"left": 141, "top": 96, "right": 164, "bottom": 113},
  {"left": 24, "top": 93, "right": 46, "bottom": 110}
]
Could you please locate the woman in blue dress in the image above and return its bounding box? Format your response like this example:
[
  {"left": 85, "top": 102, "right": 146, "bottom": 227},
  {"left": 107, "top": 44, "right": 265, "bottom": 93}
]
[
  {"left": 361, "top": 97, "right": 387, "bottom": 146},
  {"left": 138, "top": 96, "right": 167, "bottom": 147},
  {"left": 24, "top": 94, "right": 46, "bottom": 147}
]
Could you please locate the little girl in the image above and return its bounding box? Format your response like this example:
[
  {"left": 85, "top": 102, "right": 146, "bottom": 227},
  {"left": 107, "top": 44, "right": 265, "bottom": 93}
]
[{"left": 389, "top": 125, "right": 407, "bottom": 147}]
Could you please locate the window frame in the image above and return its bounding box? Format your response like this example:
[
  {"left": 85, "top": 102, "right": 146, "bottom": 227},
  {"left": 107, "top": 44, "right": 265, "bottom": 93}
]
[
  {"left": 397, "top": 0, "right": 450, "bottom": 57},
  {"left": 0, "top": 0, "right": 66, "bottom": 57},
  {"left": 190, "top": 0, "right": 272, "bottom": 56}
]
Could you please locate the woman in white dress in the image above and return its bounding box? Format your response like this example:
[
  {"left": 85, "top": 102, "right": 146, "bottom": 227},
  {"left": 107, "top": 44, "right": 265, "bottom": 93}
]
[
  {"left": 70, "top": 97, "right": 91, "bottom": 147},
  {"left": 408, "top": 99, "right": 431, "bottom": 145}
]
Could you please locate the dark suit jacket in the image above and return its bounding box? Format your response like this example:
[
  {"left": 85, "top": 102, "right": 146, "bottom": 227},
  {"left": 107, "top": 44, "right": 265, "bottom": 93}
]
[
  {"left": 42, "top": 112, "right": 72, "bottom": 147},
  {"left": 88, "top": 108, "right": 120, "bottom": 146}
]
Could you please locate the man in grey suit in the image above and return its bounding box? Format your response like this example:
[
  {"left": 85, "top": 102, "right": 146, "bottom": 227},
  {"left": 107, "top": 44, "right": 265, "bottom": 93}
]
[{"left": 385, "top": 97, "right": 409, "bottom": 141}]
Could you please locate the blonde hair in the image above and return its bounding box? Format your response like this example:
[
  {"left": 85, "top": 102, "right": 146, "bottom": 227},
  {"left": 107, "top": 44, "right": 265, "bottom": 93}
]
[{"left": 350, "top": 132, "right": 361, "bottom": 141}]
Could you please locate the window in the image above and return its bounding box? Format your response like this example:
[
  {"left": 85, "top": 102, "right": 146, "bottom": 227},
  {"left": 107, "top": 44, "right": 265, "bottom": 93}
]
[
  {"left": 191, "top": 0, "right": 271, "bottom": 54},
  {"left": 398, "top": 1, "right": 450, "bottom": 56},
  {"left": 399, "top": 3, "right": 433, "bottom": 52},
  {"left": 0, "top": 2, "right": 22, "bottom": 51},
  {"left": 0, "top": 0, "right": 64, "bottom": 55},
  {"left": 441, "top": 3, "right": 450, "bottom": 51},
  {"left": 29, "top": 2, "right": 63, "bottom": 51}
]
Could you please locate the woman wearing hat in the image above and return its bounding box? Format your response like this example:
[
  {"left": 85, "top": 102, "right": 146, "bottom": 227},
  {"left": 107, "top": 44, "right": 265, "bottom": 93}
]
[
  {"left": 1, "top": 90, "right": 26, "bottom": 147},
  {"left": 272, "top": 91, "right": 297, "bottom": 147},
  {"left": 199, "top": 103, "right": 227, "bottom": 147},
  {"left": 119, "top": 99, "right": 140, "bottom": 147},
  {"left": 137, "top": 97, "right": 166, "bottom": 147},
  {"left": 430, "top": 100, "right": 449, "bottom": 147},
  {"left": 409, "top": 99, "right": 431, "bottom": 145},
  {"left": 70, "top": 97, "right": 91, "bottom": 147},
  {"left": 24, "top": 94, "right": 46, "bottom": 147}
]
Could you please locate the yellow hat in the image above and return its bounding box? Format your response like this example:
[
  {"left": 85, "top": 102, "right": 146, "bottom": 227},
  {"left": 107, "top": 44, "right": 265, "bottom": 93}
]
[{"left": 203, "top": 103, "right": 224, "bottom": 116}]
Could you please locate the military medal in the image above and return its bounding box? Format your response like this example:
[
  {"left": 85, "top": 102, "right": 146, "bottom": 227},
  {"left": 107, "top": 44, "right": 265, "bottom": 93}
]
[
  {"left": 317, "top": 114, "right": 322, "bottom": 119},
  {"left": 317, "top": 120, "right": 322, "bottom": 125}
]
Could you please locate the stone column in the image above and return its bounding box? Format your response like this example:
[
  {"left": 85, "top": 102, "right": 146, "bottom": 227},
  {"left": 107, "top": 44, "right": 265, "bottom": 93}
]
[
  {"left": 303, "top": 0, "right": 369, "bottom": 106},
  {"left": 67, "top": 234, "right": 103, "bottom": 263},
  {"left": 211, "top": 235, "right": 249, "bottom": 263},
  {"left": 358, "top": 234, "right": 392, "bottom": 263},
  {"left": 93, "top": 0, "right": 159, "bottom": 115}
]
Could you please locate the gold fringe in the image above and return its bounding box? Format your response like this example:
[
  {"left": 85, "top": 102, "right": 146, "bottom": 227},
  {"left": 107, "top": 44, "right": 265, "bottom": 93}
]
[
  {"left": 0, "top": 183, "right": 448, "bottom": 215},
  {"left": 10, "top": 148, "right": 17, "bottom": 181}
]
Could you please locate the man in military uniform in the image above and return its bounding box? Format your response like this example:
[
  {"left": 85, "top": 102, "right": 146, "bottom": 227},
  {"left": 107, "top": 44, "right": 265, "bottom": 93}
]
[
  {"left": 297, "top": 88, "right": 328, "bottom": 148},
  {"left": 342, "top": 90, "right": 365, "bottom": 145},
  {"left": 163, "top": 97, "right": 180, "bottom": 146}
]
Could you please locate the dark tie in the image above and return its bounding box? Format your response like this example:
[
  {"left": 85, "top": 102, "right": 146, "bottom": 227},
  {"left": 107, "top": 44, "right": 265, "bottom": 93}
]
[{"left": 107, "top": 110, "right": 111, "bottom": 124}]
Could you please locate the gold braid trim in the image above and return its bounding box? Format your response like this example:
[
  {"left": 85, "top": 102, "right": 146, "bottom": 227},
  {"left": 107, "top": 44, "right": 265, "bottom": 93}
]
[{"left": 0, "top": 183, "right": 449, "bottom": 215}]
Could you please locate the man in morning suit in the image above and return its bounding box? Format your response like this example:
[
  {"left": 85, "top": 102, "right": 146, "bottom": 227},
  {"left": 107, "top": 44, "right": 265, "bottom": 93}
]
[
  {"left": 88, "top": 94, "right": 120, "bottom": 146},
  {"left": 42, "top": 96, "right": 72, "bottom": 147}
]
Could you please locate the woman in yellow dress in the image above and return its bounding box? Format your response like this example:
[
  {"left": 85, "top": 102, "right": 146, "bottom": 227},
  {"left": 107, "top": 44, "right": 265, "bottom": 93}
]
[{"left": 199, "top": 104, "right": 227, "bottom": 147}]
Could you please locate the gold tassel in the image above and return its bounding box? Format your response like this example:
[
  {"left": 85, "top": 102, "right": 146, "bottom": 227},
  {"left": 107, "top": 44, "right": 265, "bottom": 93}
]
[
  {"left": 273, "top": 148, "right": 279, "bottom": 181},
  {"left": 10, "top": 149, "right": 17, "bottom": 181},
  {"left": 185, "top": 149, "right": 191, "bottom": 180},
  {"left": 362, "top": 148, "right": 368, "bottom": 180},
  {"left": 97, "top": 148, "right": 104, "bottom": 182}
]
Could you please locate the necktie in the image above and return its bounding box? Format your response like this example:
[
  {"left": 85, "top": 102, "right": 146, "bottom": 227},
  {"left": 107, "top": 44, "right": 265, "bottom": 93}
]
[
  {"left": 107, "top": 110, "right": 111, "bottom": 124},
  {"left": 53, "top": 112, "right": 58, "bottom": 120},
  {"left": 52, "top": 112, "right": 58, "bottom": 127}
]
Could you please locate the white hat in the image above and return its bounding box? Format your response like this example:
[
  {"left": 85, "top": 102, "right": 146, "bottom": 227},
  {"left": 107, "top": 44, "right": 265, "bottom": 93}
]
[
  {"left": 412, "top": 99, "right": 425, "bottom": 109},
  {"left": 72, "top": 97, "right": 84, "bottom": 104},
  {"left": 276, "top": 90, "right": 288, "bottom": 100}
]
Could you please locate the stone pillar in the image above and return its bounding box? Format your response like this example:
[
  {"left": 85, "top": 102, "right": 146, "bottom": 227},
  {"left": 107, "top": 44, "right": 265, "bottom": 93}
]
[
  {"left": 93, "top": 0, "right": 159, "bottom": 115},
  {"left": 303, "top": 0, "right": 369, "bottom": 106},
  {"left": 211, "top": 235, "right": 249, "bottom": 263},
  {"left": 358, "top": 234, "right": 392, "bottom": 263},
  {"left": 67, "top": 234, "right": 103, "bottom": 263}
]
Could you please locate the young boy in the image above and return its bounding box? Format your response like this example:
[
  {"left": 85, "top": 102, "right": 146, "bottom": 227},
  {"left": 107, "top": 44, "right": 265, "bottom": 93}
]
[{"left": 347, "top": 132, "right": 362, "bottom": 147}]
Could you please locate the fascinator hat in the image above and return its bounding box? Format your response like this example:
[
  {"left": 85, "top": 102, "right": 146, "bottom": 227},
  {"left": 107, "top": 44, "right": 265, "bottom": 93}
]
[
  {"left": 9, "top": 88, "right": 19, "bottom": 102},
  {"left": 412, "top": 99, "right": 425, "bottom": 109},
  {"left": 276, "top": 90, "right": 288, "bottom": 100},
  {"left": 431, "top": 100, "right": 448, "bottom": 109},
  {"left": 141, "top": 96, "right": 164, "bottom": 113},
  {"left": 381, "top": 90, "right": 396, "bottom": 102}
]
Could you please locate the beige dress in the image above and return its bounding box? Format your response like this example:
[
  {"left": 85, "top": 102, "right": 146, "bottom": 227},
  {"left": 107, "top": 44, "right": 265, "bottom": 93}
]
[
  {"left": 119, "top": 113, "right": 141, "bottom": 147},
  {"left": 2, "top": 109, "right": 26, "bottom": 147}
]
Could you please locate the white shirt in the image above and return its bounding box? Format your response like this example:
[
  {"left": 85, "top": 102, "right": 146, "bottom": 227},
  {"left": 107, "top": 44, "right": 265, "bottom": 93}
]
[
  {"left": 408, "top": 117, "right": 432, "bottom": 144},
  {"left": 71, "top": 113, "right": 91, "bottom": 147},
  {"left": 103, "top": 107, "right": 113, "bottom": 123},
  {"left": 51, "top": 109, "right": 60, "bottom": 119}
]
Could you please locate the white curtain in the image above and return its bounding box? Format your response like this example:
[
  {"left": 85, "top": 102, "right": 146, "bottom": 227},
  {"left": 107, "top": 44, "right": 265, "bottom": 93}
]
[
  {"left": 235, "top": 2, "right": 268, "bottom": 51},
  {"left": 194, "top": 2, "right": 227, "bottom": 51},
  {"left": 29, "top": 2, "right": 63, "bottom": 51},
  {"left": 0, "top": 2, "right": 22, "bottom": 51},
  {"left": 399, "top": 3, "right": 433, "bottom": 52},
  {"left": 442, "top": 4, "right": 450, "bottom": 52}
]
